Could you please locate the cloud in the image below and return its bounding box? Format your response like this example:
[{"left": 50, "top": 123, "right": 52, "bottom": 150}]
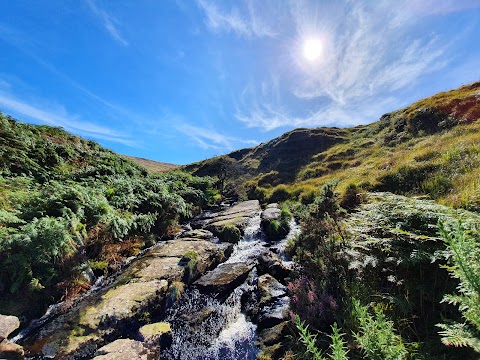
[
  {"left": 176, "top": 123, "right": 257, "bottom": 151},
  {"left": 86, "top": 0, "right": 128, "bottom": 46},
  {"left": 235, "top": 0, "right": 464, "bottom": 130},
  {"left": 196, "top": 0, "right": 276, "bottom": 37},
  {"left": 0, "top": 91, "right": 136, "bottom": 146}
]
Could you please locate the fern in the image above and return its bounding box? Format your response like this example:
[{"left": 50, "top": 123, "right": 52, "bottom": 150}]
[
  {"left": 437, "top": 222, "right": 480, "bottom": 352},
  {"left": 295, "top": 314, "right": 326, "bottom": 360}
]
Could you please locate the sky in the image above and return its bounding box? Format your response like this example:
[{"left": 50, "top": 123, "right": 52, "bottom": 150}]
[{"left": 0, "top": 0, "right": 479, "bottom": 165}]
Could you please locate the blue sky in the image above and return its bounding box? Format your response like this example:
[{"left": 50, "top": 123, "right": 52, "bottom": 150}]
[{"left": 0, "top": 0, "right": 479, "bottom": 164}]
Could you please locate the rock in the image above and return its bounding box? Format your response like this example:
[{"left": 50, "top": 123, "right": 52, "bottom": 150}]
[
  {"left": 0, "top": 315, "right": 20, "bottom": 341},
  {"left": 255, "top": 296, "right": 290, "bottom": 330},
  {"left": 257, "top": 321, "right": 290, "bottom": 347},
  {"left": 0, "top": 339, "right": 24, "bottom": 360},
  {"left": 25, "top": 239, "right": 232, "bottom": 359},
  {"left": 195, "top": 262, "right": 254, "bottom": 294},
  {"left": 93, "top": 339, "right": 151, "bottom": 360},
  {"left": 139, "top": 322, "right": 172, "bottom": 348},
  {"left": 266, "top": 203, "right": 279, "bottom": 209},
  {"left": 261, "top": 206, "right": 281, "bottom": 223},
  {"left": 181, "top": 306, "right": 216, "bottom": 327},
  {"left": 258, "top": 274, "right": 287, "bottom": 306},
  {"left": 206, "top": 201, "right": 260, "bottom": 242},
  {"left": 177, "top": 229, "right": 214, "bottom": 240},
  {"left": 257, "top": 250, "right": 292, "bottom": 283}
]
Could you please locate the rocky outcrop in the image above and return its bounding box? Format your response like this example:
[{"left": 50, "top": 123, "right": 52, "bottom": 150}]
[
  {"left": 24, "top": 239, "right": 232, "bottom": 359},
  {"left": 194, "top": 262, "right": 255, "bottom": 294},
  {"left": 93, "top": 339, "right": 152, "bottom": 360},
  {"left": 0, "top": 315, "right": 23, "bottom": 360},
  {"left": 205, "top": 200, "right": 260, "bottom": 242},
  {"left": 139, "top": 322, "right": 172, "bottom": 348}
]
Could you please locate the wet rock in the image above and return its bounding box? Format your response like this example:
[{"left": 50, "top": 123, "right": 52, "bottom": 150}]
[
  {"left": 257, "top": 321, "right": 290, "bottom": 347},
  {"left": 181, "top": 306, "right": 216, "bottom": 327},
  {"left": 258, "top": 274, "right": 287, "bottom": 307},
  {"left": 257, "top": 250, "right": 292, "bottom": 283},
  {"left": 177, "top": 229, "right": 214, "bottom": 241},
  {"left": 93, "top": 339, "right": 151, "bottom": 360},
  {"left": 206, "top": 200, "right": 260, "bottom": 242},
  {"left": 25, "top": 239, "right": 232, "bottom": 359},
  {"left": 256, "top": 296, "right": 290, "bottom": 330},
  {"left": 194, "top": 262, "right": 255, "bottom": 294},
  {"left": 0, "top": 315, "right": 20, "bottom": 341},
  {"left": 0, "top": 339, "right": 24, "bottom": 360},
  {"left": 139, "top": 322, "right": 172, "bottom": 348}
]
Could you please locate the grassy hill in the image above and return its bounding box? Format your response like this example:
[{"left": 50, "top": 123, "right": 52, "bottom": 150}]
[
  {"left": 0, "top": 113, "right": 216, "bottom": 317},
  {"left": 123, "top": 155, "right": 179, "bottom": 173},
  {"left": 185, "top": 81, "right": 480, "bottom": 210}
]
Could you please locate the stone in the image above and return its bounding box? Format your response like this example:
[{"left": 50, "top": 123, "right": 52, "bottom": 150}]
[
  {"left": 194, "top": 262, "right": 254, "bottom": 294},
  {"left": 205, "top": 201, "right": 260, "bottom": 242},
  {"left": 139, "top": 322, "right": 172, "bottom": 348},
  {"left": 0, "top": 339, "right": 24, "bottom": 360},
  {"left": 257, "top": 274, "right": 287, "bottom": 306},
  {"left": 261, "top": 207, "right": 281, "bottom": 223},
  {"left": 177, "top": 229, "right": 214, "bottom": 240},
  {"left": 257, "top": 250, "right": 292, "bottom": 283},
  {"left": 0, "top": 315, "right": 20, "bottom": 341},
  {"left": 256, "top": 296, "right": 290, "bottom": 330},
  {"left": 93, "top": 339, "right": 151, "bottom": 360},
  {"left": 266, "top": 203, "right": 279, "bottom": 209},
  {"left": 257, "top": 321, "right": 290, "bottom": 347}
]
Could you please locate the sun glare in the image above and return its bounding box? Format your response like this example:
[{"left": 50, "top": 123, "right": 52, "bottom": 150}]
[{"left": 303, "top": 38, "right": 323, "bottom": 62}]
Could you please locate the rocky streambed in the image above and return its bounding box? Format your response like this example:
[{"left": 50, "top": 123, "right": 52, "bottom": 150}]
[{"left": 4, "top": 200, "right": 297, "bottom": 360}]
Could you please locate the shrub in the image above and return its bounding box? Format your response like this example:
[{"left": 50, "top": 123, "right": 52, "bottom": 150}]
[{"left": 268, "top": 185, "right": 292, "bottom": 203}]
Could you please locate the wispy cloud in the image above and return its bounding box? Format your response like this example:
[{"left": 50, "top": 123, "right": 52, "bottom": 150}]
[
  {"left": 86, "top": 0, "right": 128, "bottom": 46},
  {"left": 196, "top": 0, "right": 276, "bottom": 38},
  {"left": 176, "top": 123, "right": 257, "bottom": 151},
  {"left": 234, "top": 0, "right": 465, "bottom": 131},
  {"left": 0, "top": 91, "right": 136, "bottom": 146}
]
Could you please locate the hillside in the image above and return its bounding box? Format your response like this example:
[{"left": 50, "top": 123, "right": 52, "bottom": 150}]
[
  {"left": 185, "top": 81, "right": 480, "bottom": 210},
  {"left": 0, "top": 114, "right": 217, "bottom": 318},
  {"left": 123, "top": 155, "right": 179, "bottom": 173}
]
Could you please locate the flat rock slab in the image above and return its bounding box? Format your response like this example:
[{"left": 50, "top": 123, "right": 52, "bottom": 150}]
[
  {"left": 178, "top": 229, "right": 214, "bottom": 240},
  {"left": 0, "top": 315, "right": 20, "bottom": 341},
  {"left": 93, "top": 339, "right": 151, "bottom": 360},
  {"left": 194, "top": 262, "right": 254, "bottom": 293},
  {"left": 206, "top": 201, "right": 260, "bottom": 232},
  {"left": 27, "top": 239, "right": 232, "bottom": 359}
]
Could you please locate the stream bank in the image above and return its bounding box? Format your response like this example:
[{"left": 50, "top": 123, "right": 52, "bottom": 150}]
[{"left": 8, "top": 200, "right": 297, "bottom": 359}]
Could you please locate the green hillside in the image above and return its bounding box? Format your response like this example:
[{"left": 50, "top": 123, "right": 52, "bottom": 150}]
[
  {"left": 185, "top": 81, "right": 480, "bottom": 210},
  {"left": 0, "top": 113, "right": 217, "bottom": 317}
]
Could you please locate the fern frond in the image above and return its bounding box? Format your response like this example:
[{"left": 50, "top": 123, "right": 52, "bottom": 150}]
[{"left": 437, "top": 323, "right": 480, "bottom": 352}]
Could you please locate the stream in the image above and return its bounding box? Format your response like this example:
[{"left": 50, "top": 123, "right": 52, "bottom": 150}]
[{"left": 12, "top": 202, "right": 297, "bottom": 360}]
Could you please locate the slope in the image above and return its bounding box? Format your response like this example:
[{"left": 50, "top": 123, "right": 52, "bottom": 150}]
[{"left": 185, "top": 81, "right": 480, "bottom": 210}]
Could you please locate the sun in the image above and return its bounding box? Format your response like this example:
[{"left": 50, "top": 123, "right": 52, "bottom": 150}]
[{"left": 303, "top": 38, "right": 323, "bottom": 62}]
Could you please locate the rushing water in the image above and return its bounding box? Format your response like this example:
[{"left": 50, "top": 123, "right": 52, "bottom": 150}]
[{"left": 13, "top": 208, "right": 298, "bottom": 360}]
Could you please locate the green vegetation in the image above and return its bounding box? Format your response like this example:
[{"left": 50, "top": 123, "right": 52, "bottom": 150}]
[
  {"left": 185, "top": 82, "right": 480, "bottom": 211},
  {"left": 0, "top": 113, "right": 218, "bottom": 317},
  {"left": 287, "top": 183, "right": 480, "bottom": 359}
]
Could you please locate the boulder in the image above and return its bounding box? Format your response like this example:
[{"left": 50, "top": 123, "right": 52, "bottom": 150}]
[
  {"left": 93, "top": 339, "right": 151, "bottom": 360},
  {"left": 257, "top": 274, "right": 287, "bottom": 307},
  {"left": 0, "top": 315, "right": 20, "bottom": 341},
  {"left": 257, "top": 250, "right": 292, "bottom": 283},
  {"left": 261, "top": 206, "right": 281, "bottom": 223},
  {"left": 0, "top": 339, "right": 24, "bottom": 360},
  {"left": 139, "top": 322, "right": 172, "bottom": 348},
  {"left": 194, "top": 262, "right": 254, "bottom": 294},
  {"left": 255, "top": 296, "right": 290, "bottom": 330},
  {"left": 256, "top": 321, "right": 290, "bottom": 347}
]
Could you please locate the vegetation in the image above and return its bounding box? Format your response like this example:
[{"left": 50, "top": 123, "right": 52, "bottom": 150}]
[
  {"left": 287, "top": 183, "right": 480, "bottom": 359},
  {"left": 0, "top": 113, "right": 218, "bottom": 317},
  {"left": 185, "top": 82, "right": 480, "bottom": 211}
]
